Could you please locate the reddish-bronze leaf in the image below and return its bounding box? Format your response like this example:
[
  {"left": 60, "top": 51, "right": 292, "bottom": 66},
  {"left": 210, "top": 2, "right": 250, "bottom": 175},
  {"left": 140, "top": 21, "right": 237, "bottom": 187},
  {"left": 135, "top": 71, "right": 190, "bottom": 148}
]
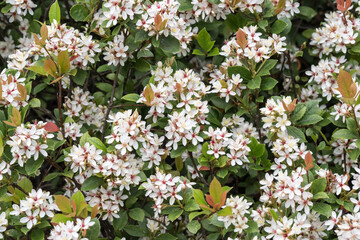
[
  {"left": 199, "top": 166, "right": 210, "bottom": 171},
  {"left": 40, "top": 23, "right": 48, "bottom": 44},
  {"left": 154, "top": 14, "right": 162, "bottom": 31},
  {"left": 205, "top": 194, "right": 216, "bottom": 208},
  {"left": 219, "top": 189, "right": 229, "bottom": 207},
  {"left": 16, "top": 83, "right": 27, "bottom": 101},
  {"left": 91, "top": 204, "right": 99, "bottom": 219},
  {"left": 199, "top": 204, "right": 215, "bottom": 212},
  {"left": 288, "top": 99, "right": 297, "bottom": 112},
  {"left": 44, "top": 122, "right": 60, "bottom": 132},
  {"left": 236, "top": 29, "right": 247, "bottom": 49},
  {"left": 337, "top": 0, "right": 351, "bottom": 12},
  {"left": 44, "top": 59, "right": 58, "bottom": 78},
  {"left": 336, "top": 69, "right": 357, "bottom": 104},
  {"left": 304, "top": 151, "right": 314, "bottom": 171}
]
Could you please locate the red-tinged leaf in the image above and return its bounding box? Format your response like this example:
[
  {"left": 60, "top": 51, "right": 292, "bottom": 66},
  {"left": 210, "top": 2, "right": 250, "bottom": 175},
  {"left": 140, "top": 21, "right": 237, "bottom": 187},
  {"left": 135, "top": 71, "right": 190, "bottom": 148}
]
[
  {"left": 154, "top": 13, "right": 162, "bottom": 31},
  {"left": 209, "top": 177, "right": 222, "bottom": 204},
  {"left": 91, "top": 204, "right": 99, "bottom": 219},
  {"left": 199, "top": 204, "right": 215, "bottom": 212},
  {"left": 16, "top": 83, "right": 27, "bottom": 101},
  {"left": 3, "top": 121, "right": 17, "bottom": 127},
  {"left": 205, "top": 194, "right": 215, "bottom": 208},
  {"left": 199, "top": 166, "right": 210, "bottom": 171},
  {"left": 337, "top": 0, "right": 351, "bottom": 12},
  {"left": 336, "top": 69, "right": 357, "bottom": 103},
  {"left": 288, "top": 99, "right": 297, "bottom": 112},
  {"left": 219, "top": 189, "right": 229, "bottom": 207},
  {"left": 11, "top": 107, "right": 21, "bottom": 126},
  {"left": 33, "top": 33, "right": 41, "bottom": 45},
  {"left": 71, "top": 200, "right": 77, "bottom": 217},
  {"left": 236, "top": 29, "right": 247, "bottom": 49},
  {"left": 54, "top": 195, "right": 72, "bottom": 214},
  {"left": 304, "top": 152, "right": 313, "bottom": 171},
  {"left": 40, "top": 24, "right": 48, "bottom": 44},
  {"left": 44, "top": 122, "right": 60, "bottom": 132},
  {"left": 58, "top": 51, "right": 70, "bottom": 75},
  {"left": 44, "top": 59, "right": 58, "bottom": 78}
]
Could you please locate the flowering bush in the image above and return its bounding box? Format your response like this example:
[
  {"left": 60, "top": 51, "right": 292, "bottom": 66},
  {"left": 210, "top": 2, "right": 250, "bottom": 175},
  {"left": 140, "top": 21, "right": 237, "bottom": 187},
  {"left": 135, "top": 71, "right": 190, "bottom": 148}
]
[{"left": 0, "top": 0, "right": 360, "bottom": 239}]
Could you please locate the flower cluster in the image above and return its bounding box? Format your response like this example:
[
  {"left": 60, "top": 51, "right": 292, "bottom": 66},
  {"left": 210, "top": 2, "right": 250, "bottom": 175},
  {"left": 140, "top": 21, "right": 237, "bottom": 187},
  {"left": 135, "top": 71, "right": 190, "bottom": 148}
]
[
  {"left": 5, "top": 0, "right": 37, "bottom": 22},
  {"left": 6, "top": 121, "right": 54, "bottom": 167},
  {"left": 10, "top": 189, "right": 57, "bottom": 229},
  {"left": 48, "top": 217, "right": 94, "bottom": 240},
  {"left": 64, "top": 87, "right": 105, "bottom": 128},
  {"left": 143, "top": 168, "right": 194, "bottom": 216},
  {"left": 0, "top": 70, "right": 28, "bottom": 108}
]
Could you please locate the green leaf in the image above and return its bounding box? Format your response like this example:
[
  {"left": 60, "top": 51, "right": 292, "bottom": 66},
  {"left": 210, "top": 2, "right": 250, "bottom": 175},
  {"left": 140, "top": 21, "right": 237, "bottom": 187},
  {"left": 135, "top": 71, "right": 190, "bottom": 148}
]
[
  {"left": 247, "top": 76, "right": 261, "bottom": 89},
  {"left": 51, "top": 214, "right": 73, "bottom": 223},
  {"left": 49, "top": 0, "right": 61, "bottom": 23},
  {"left": 257, "top": 59, "right": 278, "bottom": 77},
  {"left": 187, "top": 220, "right": 201, "bottom": 234},
  {"left": 313, "top": 192, "right": 329, "bottom": 200},
  {"left": 197, "top": 28, "right": 214, "bottom": 52},
  {"left": 184, "top": 199, "right": 200, "bottom": 211},
  {"left": 121, "top": 93, "right": 140, "bottom": 102},
  {"left": 333, "top": 129, "right": 359, "bottom": 139},
  {"left": 170, "top": 146, "right": 186, "bottom": 158},
  {"left": 193, "top": 189, "right": 207, "bottom": 206},
  {"left": 189, "top": 211, "right": 204, "bottom": 222},
  {"left": 159, "top": 35, "right": 180, "bottom": 53},
  {"left": 129, "top": 208, "right": 145, "bottom": 222},
  {"left": 70, "top": 4, "right": 88, "bottom": 21},
  {"left": 311, "top": 178, "right": 327, "bottom": 195},
  {"left": 29, "top": 98, "right": 41, "bottom": 108},
  {"left": 88, "top": 137, "right": 107, "bottom": 152},
  {"left": 71, "top": 191, "right": 85, "bottom": 208},
  {"left": 298, "top": 6, "right": 317, "bottom": 20},
  {"left": 217, "top": 206, "right": 232, "bottom": 216},
  {"left": 228, "top": 66, "right": 252, "bottom": 81},
  {"left": 208, "top": 47, "right": 219, "bottom": 57},
  {"left": 165, "top": 207, "right": 183, "bottom": 222},
  {"left": 80, "top": 132, "right": 91, "bottom": 146},
  {"left": 73, "top": 69, "right": 87, "bottom": 85},
  {"left": 261, "top": 77, "right": 278, "bottom": 90},
  {"left": 30, "top": 229, "right": 44, "bottom": 240},
  {"left": 290, "top": 104, "right": 307, "bottom": 122},
  {"left": 269, "top": 209, "right": 278, "bottom": 221},
  {"left": 81, "top": 176, "right": 103, "bottom": 191},
  {"left": 178, "top": 0, "right": 193, "bottom": 11},
  {"left": 286, "top": 126, "right": 306, "bottom": 142},
  {"left": 124, "top": 225, "right": 146, "bottom": 237},
  {"left": 58, "top": 51, "right": 70, "bottom": 75},
  {"left": 86, "top": 219, "right": 100, "bottom": 240},
  {"left": 248, "top": 137, "right": 265, "bottom": 158},
  {"left": 296, "top": 114, "right": 323, "bottom": 125},
  {"left": 18, "top": 177, "right": 33, "bottom": 193},
  {"left": 209, "top": 177, "right": 222, "bottom": 203},
  {"left": 25, "top": 156, "right": 44, "bottom": 175},
  {"left": 113, "top": 210, "right": 128, "bottom": 232},
  {"left": 54, "top": 195, "right": 72, "bottom": 214},
  {"left": 137, "top": 49, "right": 154, "bottom": 58},
  {"left": 271, "top": 19, "right": 287, "bottom": 34},
  {"left": 312, "top": 202, "right": 332, "bottom": 218}
]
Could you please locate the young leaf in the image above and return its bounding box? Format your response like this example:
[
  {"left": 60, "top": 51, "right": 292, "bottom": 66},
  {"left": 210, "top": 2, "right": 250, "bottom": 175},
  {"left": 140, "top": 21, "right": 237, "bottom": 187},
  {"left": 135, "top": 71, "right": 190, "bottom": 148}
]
[
  {"left": 209, "top": 177, "right": 222, "bottom": 204},
  {"left": 336, "top": 69, "right": 357, "bottom": 104},
  {"left": 58, "top": 51, "right": 70, "bottom": 75},
  {"left": 44, "top": 122, "right": 60, "bottom": 132},
  {"left": 304, "top": 152, "right": 313, "bottom": 171},
  {"left": 54, "top": 195, "right": 72, "bottom": 214},
  {"left": 44, "top": 59, "right": 58, "bottom": 78},
  {"left": 49, "top": 0, "right": 61, "bottom": 23},
  {"left": 236, "top": 29, "right": 247, "bottom": 49}
]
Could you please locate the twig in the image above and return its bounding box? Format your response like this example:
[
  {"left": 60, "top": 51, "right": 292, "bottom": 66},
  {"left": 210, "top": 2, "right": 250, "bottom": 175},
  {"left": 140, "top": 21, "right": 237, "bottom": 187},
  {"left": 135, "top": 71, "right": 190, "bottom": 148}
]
[
  {"left": 101, "top": 65, "right": 121, "bottom": 141},
  {"left": 188, "top": 151, "right": 209, "bottom": 186},
  {"left": 285, "top": 51, "right": 297, "bottom": 98}
]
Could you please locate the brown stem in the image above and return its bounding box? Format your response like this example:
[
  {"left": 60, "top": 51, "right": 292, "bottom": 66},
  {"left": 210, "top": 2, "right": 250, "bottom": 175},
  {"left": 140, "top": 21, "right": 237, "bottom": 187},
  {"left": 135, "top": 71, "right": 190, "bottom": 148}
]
[
  {"left": 101, "top": 65, "right": 121, "bottom": 141},
  {"left": 188, "top": 151, "right": 209, "bottom": 186},
  {"left": 57, "top": 81, "right": 65, "bottom": 136},
  {"left": 285, "top": 51, "right": 297, "bottom": 98}
]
